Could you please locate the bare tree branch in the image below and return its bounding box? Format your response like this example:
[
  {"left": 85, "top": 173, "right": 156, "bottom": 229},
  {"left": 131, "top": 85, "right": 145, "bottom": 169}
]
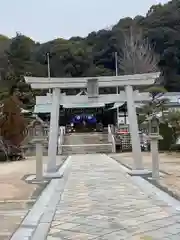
[{"left": 119, "top": 27, "right": 159, "bottom": 74}]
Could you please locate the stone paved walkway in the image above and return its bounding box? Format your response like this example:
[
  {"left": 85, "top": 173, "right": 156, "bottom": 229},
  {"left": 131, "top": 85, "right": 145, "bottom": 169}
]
[{"left": 46, "top": 154, "right": 180, "bottom": 240}]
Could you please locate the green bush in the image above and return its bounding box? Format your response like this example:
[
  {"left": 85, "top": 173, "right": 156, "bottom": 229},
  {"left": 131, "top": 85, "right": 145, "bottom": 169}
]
[
  {"left": 170, "top": 144, "right": 180, "bottom": 152},
  {"left": 0, "top": 151, "right": 8, "bottom": 161},
  {"left": 159, "top": 123, "right": 175, "bottom": 151}
]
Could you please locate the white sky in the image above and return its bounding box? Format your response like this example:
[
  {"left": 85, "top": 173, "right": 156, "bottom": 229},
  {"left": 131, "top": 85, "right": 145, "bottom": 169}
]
[{"left": 0, "top": 0, "right": 169, "bottom": 42}]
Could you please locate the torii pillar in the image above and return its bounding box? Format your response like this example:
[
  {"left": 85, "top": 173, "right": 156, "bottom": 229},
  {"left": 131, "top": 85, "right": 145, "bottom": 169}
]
[
  {"left": 125, "top": 85, "right": 143, "bottom": 173},
  {"left": 47, "top": 88, "right": 60, "bottom": 173}
]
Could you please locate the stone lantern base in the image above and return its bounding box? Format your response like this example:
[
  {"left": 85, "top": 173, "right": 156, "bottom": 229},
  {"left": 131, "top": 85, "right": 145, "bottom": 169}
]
[
  {"left": 128, "top": 169, "right": 152, "bottom": 176},
  {"left": 44, "top": 172, "right": 63, "bottom": 179}
]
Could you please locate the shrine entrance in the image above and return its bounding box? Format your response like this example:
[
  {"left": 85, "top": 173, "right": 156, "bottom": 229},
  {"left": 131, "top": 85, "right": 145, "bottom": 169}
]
[
  {"left": 25, "top": 72, "right": 159, "bottom": 174},
  {"left": 37, "top": 104, "right": 116, "bottom": 132}
]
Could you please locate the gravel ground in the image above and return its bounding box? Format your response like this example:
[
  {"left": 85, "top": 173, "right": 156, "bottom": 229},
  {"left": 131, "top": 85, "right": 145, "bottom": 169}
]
[
  {"left": 0, "top": 155, "right": 66, "bottom": 240},
  {"left": 111, "top": 152, "right": 180, "bottom": 200}
]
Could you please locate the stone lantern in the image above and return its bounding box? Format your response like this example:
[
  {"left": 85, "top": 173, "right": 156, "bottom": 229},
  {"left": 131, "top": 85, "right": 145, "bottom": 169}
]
[
  {"left": 148, "top": 115, "right": 159, "bottom": 136},
  {"left": 147, "top": 114, "right": 162, "bottom": 181},
  {"left": 29, "top": 119, "right": 47, "bottom": 141},
  {"left": 29, "top": 118, "right": 47, "bottom": 181}
]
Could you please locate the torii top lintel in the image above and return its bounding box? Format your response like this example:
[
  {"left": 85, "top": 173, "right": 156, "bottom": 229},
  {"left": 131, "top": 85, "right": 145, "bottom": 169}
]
[{"left": 24, "top": 72, "right": 160, "bottom": 89}]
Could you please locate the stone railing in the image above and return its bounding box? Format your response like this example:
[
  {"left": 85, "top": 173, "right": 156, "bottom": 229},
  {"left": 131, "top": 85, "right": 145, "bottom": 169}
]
[
  {"left": 108, "top": 124, "right": 116, "bottom": 153},
  {"left": 57, "top": 126, "right": 66, "bottom": 155}
]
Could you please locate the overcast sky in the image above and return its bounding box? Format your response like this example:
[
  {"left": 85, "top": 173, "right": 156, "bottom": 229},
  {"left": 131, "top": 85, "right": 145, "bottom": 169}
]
[{"left": 0, "top": 0, "right": 169, "bottom": 42}]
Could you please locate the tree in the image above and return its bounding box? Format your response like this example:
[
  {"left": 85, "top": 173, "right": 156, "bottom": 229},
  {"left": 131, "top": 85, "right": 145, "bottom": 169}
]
[
  {"left": 159, "top": 47, "right": 180, "bottom": 91},
  {"left": 0, "top": 85, "right": 27, "bottom": 148},
  {"left": 119, "top": 27, "right": 159, "bottom": 74},
  {"left": 165, "top": 110, "right": 180, "bottom": 139},
  {"left": 118, "top": 26, "right": 169, "bottom": 123},
  {"left": 139, "top": 86, "right": 168, "bottom": 121}
]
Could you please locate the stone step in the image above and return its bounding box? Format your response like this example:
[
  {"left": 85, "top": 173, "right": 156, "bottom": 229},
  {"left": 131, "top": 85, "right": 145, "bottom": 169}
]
[
  {"left": 64, "top": 133, "right": 109, "bottom": 145},
  {"left": 62, "top": 132, "right": 111, "bottom": 154},
  {"left": 24, "top": 132, "right": 110, "bottom": 156},
  {"left": 62, "top": 144, "right": 112, "bottom": 155}
]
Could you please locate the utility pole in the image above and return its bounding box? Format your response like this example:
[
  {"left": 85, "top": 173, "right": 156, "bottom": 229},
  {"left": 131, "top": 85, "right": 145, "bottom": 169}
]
[
  {"left": 115, "top": 52, "right": 118, "bottom": 77},
  {"left": 115, "top": 52, "right": 119, "bottom": 127},
  {"left": 47, "top": 52, "right": 51, "bottom": 93}
]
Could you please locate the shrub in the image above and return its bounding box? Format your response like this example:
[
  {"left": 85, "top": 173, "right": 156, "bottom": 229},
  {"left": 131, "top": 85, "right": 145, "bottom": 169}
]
[
  {"left": 170, "top": 144, "right": 180, "bottom": 152},
  {"left": 0, "top": 150, "right": 7, "bottom": 162},
  {"left": 159, "top": 123, "right": 174, "bottom": 151}
]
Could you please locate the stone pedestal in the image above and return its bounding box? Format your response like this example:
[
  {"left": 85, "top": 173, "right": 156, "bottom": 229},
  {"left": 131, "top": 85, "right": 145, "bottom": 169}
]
[
  {"left": 129, "top": 169, "right": 151, "bottom": 176},
  {"left": 36, "top": 142, "right": 43, "bottom": 181},
  {"left": 31, "top": 138, "right": 45, "bottom": 182},
  {"left": 149, "top": 135, "right": 163, "bottom": 181},
  {"left": 44, "top": 172, "right": 63, "bottom": 179}
]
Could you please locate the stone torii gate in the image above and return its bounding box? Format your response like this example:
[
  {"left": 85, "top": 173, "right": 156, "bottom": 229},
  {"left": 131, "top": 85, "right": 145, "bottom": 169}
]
[{"left": 24, "top": 72, "right": 160, "bottom": 175}]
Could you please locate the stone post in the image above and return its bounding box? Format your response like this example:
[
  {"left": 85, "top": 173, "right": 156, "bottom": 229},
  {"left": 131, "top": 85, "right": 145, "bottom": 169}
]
[
  {"left": 149, "top": 135, "right": 162, "bottom": 181},
  {"left": 47, "top": 88, "right": 60, "bottom": 173},
  {"left": 125, "top": 85, "right": 143, "bottom": 171},
  {"left": 35, "top": 141, "right": 43, "bottom": 181}
]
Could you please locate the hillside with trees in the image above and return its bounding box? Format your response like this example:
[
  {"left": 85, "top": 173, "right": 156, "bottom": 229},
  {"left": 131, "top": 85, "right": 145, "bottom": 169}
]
[{"left": 0, "top": 0, "right": 180, "bottom": 109}]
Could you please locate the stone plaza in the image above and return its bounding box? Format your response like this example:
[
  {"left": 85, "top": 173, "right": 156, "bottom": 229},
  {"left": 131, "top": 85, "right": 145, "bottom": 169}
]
[{"left": 11, "top": 153, "right": 180, "bottom": 240}]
